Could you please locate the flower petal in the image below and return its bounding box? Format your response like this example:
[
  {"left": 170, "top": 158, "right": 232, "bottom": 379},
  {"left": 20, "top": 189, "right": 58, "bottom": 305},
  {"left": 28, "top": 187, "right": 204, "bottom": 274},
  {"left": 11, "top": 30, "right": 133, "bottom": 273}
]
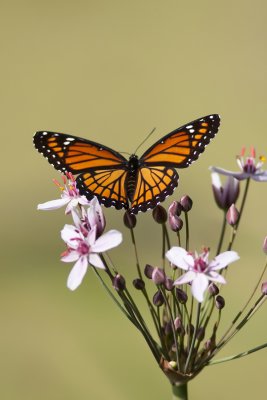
[
  {"left": 89, "top": 253, "right": 105, "bottom": 269},
  {"left": 208, "top": 271, "right": 226, "bottom": 284},
  {"left": 65, "top": 198, "right": 78, "bottom": 214},
  {"left": 191, "top": 274, "right": 209, "bottom": 302},
  {"left": 166, "top": 247, "right": 194, "bottom": 270},
  {"left": 174, "top": 271, "right": 196, "bottom": 285},
  {"left": 210, "top": 251, "right": 240, "bottom": 270},
  {"left": 252, "top": 172, "right": 267, "bottom": 182},
  {"left": 210, "top": 166, "right": 248, "bottom": 180},
  {"left": 37, "top": 197, "right": 69, "bottom": 211},
  {"left": 61, "top": 250, "right": 80, "bottom": 262},
  {"left": 61, "top": 224, "right": 82, "bottom": 247},
  {"left": 91, "top": 230, "right": 122, "bottom": 252},
  {"left": 67, "top": 256, "right": 88, "bottom": 291}
]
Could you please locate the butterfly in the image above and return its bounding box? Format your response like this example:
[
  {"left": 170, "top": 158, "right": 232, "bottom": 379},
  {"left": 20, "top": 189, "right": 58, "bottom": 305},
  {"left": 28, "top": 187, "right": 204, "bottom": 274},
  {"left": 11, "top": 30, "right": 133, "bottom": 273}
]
[{"left": 33, "top": 114, "right": 220, "bottom": 214}]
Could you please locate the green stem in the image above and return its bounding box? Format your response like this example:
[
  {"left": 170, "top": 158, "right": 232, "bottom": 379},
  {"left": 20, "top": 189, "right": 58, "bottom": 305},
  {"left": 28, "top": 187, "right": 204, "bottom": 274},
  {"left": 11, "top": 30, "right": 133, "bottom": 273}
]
[
  {"left": 208, "top": 342, "right": 267, "bottom": 365},
  {"left": 216, "top": 210, "right": 227, "bottom": 255},
  {"left": 184, "top": 212, "right": 189, "bottom": 251},
  {"left": 172, "top": 383, "right": 188, "bottom": 400}
]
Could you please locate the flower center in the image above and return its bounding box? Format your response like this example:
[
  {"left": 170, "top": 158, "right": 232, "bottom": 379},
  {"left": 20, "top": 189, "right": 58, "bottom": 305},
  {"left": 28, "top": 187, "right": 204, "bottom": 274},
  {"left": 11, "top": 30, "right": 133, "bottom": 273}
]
[
  {"left": 194, "top": 257, "right": 207, "bottom": 273},
  {"left": 243, "top": 157, "right": 256, "bottom": 174},
  {"left": 78, "top": 241, "right": 90, "bottom": 255}
]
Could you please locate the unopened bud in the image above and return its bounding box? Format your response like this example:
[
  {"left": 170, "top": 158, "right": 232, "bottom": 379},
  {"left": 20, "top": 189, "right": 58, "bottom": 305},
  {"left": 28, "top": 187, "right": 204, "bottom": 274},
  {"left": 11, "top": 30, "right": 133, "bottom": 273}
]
[
  {"left": 215, "top": 295, "right": 225, "bottom": 309},
  {"left": 164, "top": 277, "right": 174, "bottom": 291},
  {"left": 123, "top": 211, "right": 137, "bottom": 229},
  {"left": 152, "top": 267, "right": 166, "bottom": 285},
  {"left": 113, "top": 274, "right": 126, "bottom": 291},
  {"left": 176, "top": 288, "right": 188, "bottom": 304},
  {"left": 208, "top": 282, "right": 219, "bottom": 296},
  {"left": 261, "top": 282, "right": 267, "bottom": 295},
  {"left": 152, "top": 205, "right": 167, "bottom": 223},
  {"left": 204, "top": 339, "right": 212, "bottom": 350},
  {"left": 187, "top": 323, "right": 194, "bottom": 335},
  {"left": 196, "top": 326, "right": 205, "bottom": 341},
  {"left": 168, "top": 201, "right": 184, "bottom": 232},
  {"left": 169, "top": 200, "right": 182, "bottom": 216},
  {"left": 226, "top": 204, "right": 239, "bottom": 226},
  {"left": 180, "top": 195, "right": 193, "bottom": 212},
  {"left": 174, "top": 317, "right": 185, "bottom": 335},
  {"left": 144, "top": 264, "right": 154, "bottom": 279},
  {"left": 153, "top": 290, "right": 164, "bottom": 306},
  {"left": 263, "top": 237, "right": 267, "bottom": 254},
  {"left": 164, "top": 321, "right": 172, "bottom": 335},
  {"left": 133, "top": 278, "right": 145, "bottom": 290}
]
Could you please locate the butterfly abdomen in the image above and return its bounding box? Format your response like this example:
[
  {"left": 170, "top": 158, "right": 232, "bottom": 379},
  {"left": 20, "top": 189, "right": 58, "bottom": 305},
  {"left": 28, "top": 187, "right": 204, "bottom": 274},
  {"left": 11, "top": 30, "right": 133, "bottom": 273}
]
[{"left": 126, "top": 155, "right": 140, "bottom": 202}]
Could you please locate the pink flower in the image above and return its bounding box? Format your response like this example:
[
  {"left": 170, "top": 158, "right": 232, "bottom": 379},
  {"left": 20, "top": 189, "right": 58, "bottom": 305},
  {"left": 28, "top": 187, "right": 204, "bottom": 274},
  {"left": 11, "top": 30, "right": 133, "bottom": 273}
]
[
  {"left": 166, "top": 247, "right": 239, "bottom": 302},
  {"left": 211, "top": 172, "right": 240, "bottom": 210},
  {"left": 37, "top": 172, "right": 90, "bottom": 214},
  {"left": 61, "top": 223, "right": 122, "bottom": 291},
  {"left": 211, "top": 147, "right": 267, "bottom": 182}
]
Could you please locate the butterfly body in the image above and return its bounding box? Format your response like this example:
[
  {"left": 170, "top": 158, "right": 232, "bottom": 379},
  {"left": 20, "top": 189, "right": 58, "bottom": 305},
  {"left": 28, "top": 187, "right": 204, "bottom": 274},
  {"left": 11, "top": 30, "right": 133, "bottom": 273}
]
[{"left": 34, "top": 114, "right": 220, "bottom": 214}]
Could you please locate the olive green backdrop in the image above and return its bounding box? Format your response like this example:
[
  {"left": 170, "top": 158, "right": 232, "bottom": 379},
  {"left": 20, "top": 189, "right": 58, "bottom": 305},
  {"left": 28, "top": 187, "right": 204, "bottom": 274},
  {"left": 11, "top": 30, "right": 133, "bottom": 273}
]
[{"left": 1, "top": 0, "right": 267, "bottom": 399}]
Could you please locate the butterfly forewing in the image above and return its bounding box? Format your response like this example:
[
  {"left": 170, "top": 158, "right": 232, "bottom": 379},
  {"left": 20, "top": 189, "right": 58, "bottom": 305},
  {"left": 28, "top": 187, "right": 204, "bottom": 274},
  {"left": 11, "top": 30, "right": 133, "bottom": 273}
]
[
  {"left": 140, "top": 114, "right": 220, "bottom": 168},
  {"left": 33, "top": 131, "right": 127, "bottom": 174}
]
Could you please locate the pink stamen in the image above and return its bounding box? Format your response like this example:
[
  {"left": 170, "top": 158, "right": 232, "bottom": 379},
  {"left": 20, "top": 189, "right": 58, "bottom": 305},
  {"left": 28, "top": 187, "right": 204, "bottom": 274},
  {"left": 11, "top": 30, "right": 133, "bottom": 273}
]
[
  {"left": 240, "top": 146, "right": 246, "bottom": 157},
  {"left": 62, "top": 175, "right": 67, "bottom": 184},
  {"left": 250, "top": 146, "right": 256, "bottom": 158}
]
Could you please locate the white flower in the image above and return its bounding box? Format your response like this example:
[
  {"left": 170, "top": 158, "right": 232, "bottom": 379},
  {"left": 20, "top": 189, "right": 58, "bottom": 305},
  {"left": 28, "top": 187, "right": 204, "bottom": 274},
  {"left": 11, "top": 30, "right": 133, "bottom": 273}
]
[
  {"left": 61, "top": 223, "right": 122, "bottom": 290},
  {"left": 210, "top": 147, "right": 267, "bottom": 182},
  {"left": 37, "top": 172, "right": 90, "bottom": 214},
  {"left": 166, "top": 247, "right": 239, "bottom": 302}
]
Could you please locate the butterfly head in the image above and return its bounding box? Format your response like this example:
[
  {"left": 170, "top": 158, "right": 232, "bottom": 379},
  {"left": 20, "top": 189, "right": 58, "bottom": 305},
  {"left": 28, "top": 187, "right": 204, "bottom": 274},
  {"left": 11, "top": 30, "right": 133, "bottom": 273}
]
[{"left": 128, "top": 154, "right": 140, "bottom": 172}]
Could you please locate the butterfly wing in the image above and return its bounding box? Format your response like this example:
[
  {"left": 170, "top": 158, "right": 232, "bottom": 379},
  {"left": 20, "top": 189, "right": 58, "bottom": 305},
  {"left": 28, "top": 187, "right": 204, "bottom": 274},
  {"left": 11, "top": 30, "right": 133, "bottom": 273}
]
[
  {"left": 33, "top": 131, "right": 129, "bottom": 208},
  {"left": 130, "top": 166, "right": 179, "bottom": 214},
  {"left": 140, "top": 114, "right": 220, "bottom": 167},
  {"left": 128, "top": 114, "right": 220, "bottom": 213}
]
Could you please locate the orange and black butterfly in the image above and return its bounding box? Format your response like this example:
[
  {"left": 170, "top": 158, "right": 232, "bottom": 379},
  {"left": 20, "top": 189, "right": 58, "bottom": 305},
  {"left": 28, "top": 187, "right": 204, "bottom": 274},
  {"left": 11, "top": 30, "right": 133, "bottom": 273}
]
[{"left": 33, "top": 114, "right": 220, "bottom": 214}]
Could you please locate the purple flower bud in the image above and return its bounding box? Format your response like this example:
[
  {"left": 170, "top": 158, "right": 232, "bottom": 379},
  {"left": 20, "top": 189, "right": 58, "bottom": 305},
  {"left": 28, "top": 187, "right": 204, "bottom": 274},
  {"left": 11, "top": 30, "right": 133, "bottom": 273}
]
[
  {"left": 215, "top": 295, "right": 225, "bottom": 309},
  {"left": 164, "top": 277, "right": 174, "bottom": 291},
  {"left": 261, "top": 282, "right": 267, "bottom": 295},
  {"left": 153, "top": 290, "right": 164, "bottom": 306},
  {"left": 123, "top": 211, "right": 137, "bottom": 229},
  {"left": 133, "top": 278, "right": 145, "bottom": 290},
  {"left": 187, "top": 323, "right": 194, "bottom": 335},
  {"left": 211, "top": 173, "right": 240, "bottom": 211},
  {"left": 144, "top": 264, "right": 154, "bottom": 279},
  {"left": 169, "top": 200, "right": 182, "bottom": 217},
  {"left": 176, "top": 288, "right": 188, "bottom": 304},
  {"left": 152, "top": 205, "right": 167, "bottom": 224},
  {"left": 226, "top": 204, "right": 239, "bottom": 226},
  {"left": 174, "top": 317, "right": 185, "bottom": 335},
  {"left": 196, "top": 326, "right": 205, "bottom": 341},
  {"left": 208, "top": 282, "right": 219, "bottom": 296},
  {"left": 204, "top": 339, "right": 212, "bottom": 350},
  {"left": 180, "top": 195, "right": 193, "bottom": 212},
  {"left": 113, "top": 274, "right": 126, "bottom": 291},
  {"left": 263, "top": 237, "right": 267, "bottom": 254},
  {"left": 152, "top": 267, "right": 166, "bottom": 285},
  {"left": 164, "top": 321, "right": 172, "bottom": 335}
]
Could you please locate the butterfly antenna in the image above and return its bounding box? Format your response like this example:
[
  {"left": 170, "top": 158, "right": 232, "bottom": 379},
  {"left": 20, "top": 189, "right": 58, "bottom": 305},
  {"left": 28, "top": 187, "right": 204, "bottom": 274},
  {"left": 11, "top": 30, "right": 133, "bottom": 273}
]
[
  {"left": 133, "top": 127, "right": 156, "bottom": 155},
  {"left": 119, "top": 151, "right": 131, "bottom": 157}
]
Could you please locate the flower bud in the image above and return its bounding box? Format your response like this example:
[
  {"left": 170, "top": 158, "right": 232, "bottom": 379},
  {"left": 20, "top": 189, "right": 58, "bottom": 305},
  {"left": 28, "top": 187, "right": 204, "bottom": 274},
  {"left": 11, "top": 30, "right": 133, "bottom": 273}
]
[
  {"left": 176, "top": 288, "right": 188, "bottom": 304},
  {"left": 152, "top": 267, "right": 166, "bottom": 285},
  {"left": 164, "top": 321, "right": 172, "bottom": 335},
  {"left": 215, "top": 295, "right": 225, "bottom": 309},
  {"left": 196, "top": 326, "right": 205, "bottom": 341},
  {"left": 174, "top": 317, "right": 185, "bottom": 335},
  {"left": 208, "top": 282, "right": 219, "bottom": 296},
  {"left": 263, "top": 237, "right": 267, "bottom": 254},
  {"left": 113, "top": 274, "right": 126, "bottom": 291},
  {"left": 187, "top": 323, "right": 194, "bottom": 335},
  {"left": 169, "top": 361, "right": 177, "bottom": 370},
  {"left": 153, "top": 290, "right": 164, "bottom": 306},
  {"left": 180, "top": 195, "right": 193, "bottom": 212},
  {"left": 261, "top": 282, "right": 267, "bottom": 295},
  {"left": 168, "top": 201, "right": 184, "bottom": 232},
  {"left": 226, "top": 204, "right": 239, "bottom": 226},
  {"left": 123, "top": 211, "right": 137, "bottom": 229},
  {"left": 144, "top": 264, "right": 154, "bottom": 279},
  {"left": 211, "top": 173, "right": 240, "bottom": 211},
  {"left": 164, "top": 277, "right": 174, "bottom": 291},
  {"left": 133, "top": 278, "right": 145, "bottom": 290},
  {"left": 152, "top": 205, "right": 167, "bottom": 223}
]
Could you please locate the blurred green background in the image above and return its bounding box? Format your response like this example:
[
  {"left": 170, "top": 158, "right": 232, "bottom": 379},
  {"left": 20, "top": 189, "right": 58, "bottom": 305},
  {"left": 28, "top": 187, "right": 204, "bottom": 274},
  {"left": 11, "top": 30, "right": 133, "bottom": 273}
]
[{"left": 1, "top": 0, "right": 267, "bottom": 399}]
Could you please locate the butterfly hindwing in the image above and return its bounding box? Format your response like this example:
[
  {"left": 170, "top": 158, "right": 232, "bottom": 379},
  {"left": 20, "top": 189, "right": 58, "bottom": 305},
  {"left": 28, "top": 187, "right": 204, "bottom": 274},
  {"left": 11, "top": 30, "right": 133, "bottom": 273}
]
[
  {"left": 76, "top": 169, "right": 129, "bottom": 210},
  {"left": 141, "top": 114, "right": 220, "bottom": 168},
  {"left": 33, "top": 131, "right": 127, "bottom": 174},
  {"left": 130, "top": 166, "right": 179, "bottom": 214}
]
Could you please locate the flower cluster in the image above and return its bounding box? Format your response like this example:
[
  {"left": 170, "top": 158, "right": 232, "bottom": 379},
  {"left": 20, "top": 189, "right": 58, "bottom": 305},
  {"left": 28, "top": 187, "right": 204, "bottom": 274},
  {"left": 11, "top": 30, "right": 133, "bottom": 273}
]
[{"left": 36, "top": 146, "right": 267, "bottom": 399}]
